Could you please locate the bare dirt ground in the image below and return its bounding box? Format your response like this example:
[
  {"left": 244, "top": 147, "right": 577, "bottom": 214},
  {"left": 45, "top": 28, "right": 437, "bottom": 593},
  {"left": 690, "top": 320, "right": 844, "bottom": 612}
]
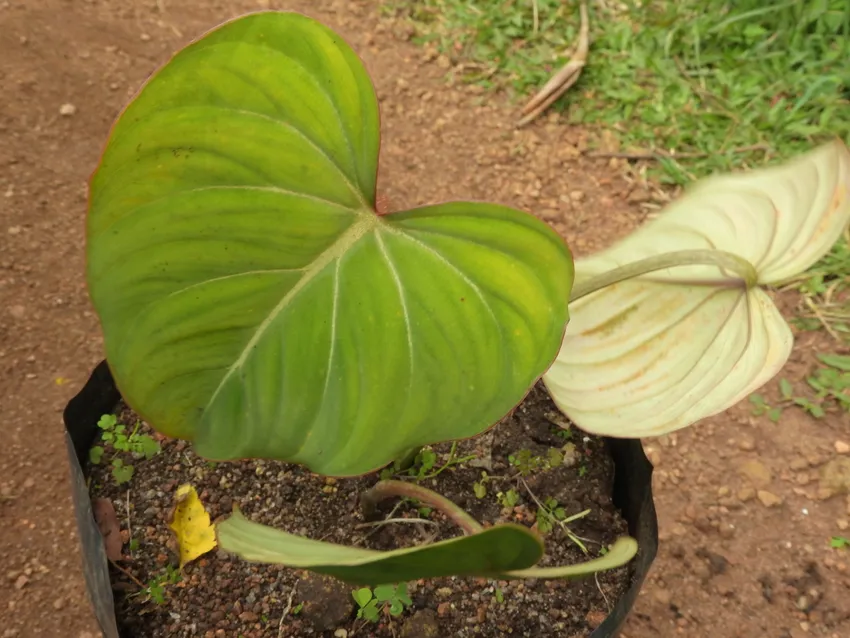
[{"left": 1, "top": 1, "right": 848, "bottom": 637}]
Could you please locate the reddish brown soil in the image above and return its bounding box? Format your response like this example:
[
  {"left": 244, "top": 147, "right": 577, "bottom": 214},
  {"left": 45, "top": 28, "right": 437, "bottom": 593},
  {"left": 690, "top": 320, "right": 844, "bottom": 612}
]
[{"left": 1, "top": 1, "right": 848, "bottom": 637}]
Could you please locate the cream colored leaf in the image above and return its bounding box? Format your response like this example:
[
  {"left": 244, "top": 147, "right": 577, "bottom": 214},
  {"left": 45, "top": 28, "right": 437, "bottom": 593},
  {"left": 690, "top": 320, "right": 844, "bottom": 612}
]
[
  {"left": 168, "top": 484, "right": 217, "bottom": 567},
  {"left": 573, "top": 140, "right": 850, "bottom": 285},
  {"left": 544, "top": 281, "right": 792, "bottom": 436},
  {"left": 545, "top": 140, "right": 850, "bottom": 437}
]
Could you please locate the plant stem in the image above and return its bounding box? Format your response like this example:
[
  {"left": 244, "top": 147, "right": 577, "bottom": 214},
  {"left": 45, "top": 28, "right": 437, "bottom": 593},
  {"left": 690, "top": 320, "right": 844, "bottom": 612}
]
[
  {"left": 360, "top": 480, "right": 484, "bottom": 535},
  {"left": 570, "top": 249, "right": 758, "bottom": 302}
]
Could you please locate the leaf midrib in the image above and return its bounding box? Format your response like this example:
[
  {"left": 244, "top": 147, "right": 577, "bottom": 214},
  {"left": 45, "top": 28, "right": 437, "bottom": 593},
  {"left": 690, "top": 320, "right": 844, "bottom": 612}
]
[{"left": 202, "top": 210, "right": 379, "bottom": 415}]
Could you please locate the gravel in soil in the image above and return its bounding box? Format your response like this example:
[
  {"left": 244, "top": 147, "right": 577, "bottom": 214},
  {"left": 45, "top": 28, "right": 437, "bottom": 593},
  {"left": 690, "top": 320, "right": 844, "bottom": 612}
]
[{"left": 88, "top": 384, "right": 630, "bottom": 637}]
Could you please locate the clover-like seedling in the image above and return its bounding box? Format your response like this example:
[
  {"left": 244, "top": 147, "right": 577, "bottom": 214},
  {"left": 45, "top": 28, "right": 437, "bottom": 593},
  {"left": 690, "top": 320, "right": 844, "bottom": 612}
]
[
  {"left": 352, "top": 583, "right": 412, "bottom": 622},
  {"left": 89, "top": 413, "right": 160, "bottom": 485}
]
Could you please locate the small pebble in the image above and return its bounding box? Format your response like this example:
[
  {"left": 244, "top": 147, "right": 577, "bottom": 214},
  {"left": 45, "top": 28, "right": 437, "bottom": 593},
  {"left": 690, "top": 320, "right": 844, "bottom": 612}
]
[
  {"left": 757, "top": 490, "right": 783, "bottom": 508},
  {"left": 738, "top": 438, "right": 756, "bottom": 451},
  {"left": 737, "top": 487, "right": 756, "bottom": 502},
  {"left": 835, "top": 441, "right": 850, "bottom": 455},
  {"left": 59, "top": 103, "right": 77, "bottom": 116}
]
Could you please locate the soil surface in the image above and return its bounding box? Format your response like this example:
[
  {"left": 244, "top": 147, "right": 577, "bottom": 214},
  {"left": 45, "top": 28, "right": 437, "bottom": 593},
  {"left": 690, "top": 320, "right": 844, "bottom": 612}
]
[
  {"left": 89, "top": 385, "right": 630, "bottom": 637},
  {"left": 1, "top": 1, "right": 849, "bottom": 638}
]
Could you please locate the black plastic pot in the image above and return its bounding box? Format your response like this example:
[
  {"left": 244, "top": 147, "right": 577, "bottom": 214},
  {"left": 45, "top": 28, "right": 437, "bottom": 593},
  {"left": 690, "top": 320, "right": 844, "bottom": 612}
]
[{"left": 64, "top": 361, "right": 659, "bottom": 638}]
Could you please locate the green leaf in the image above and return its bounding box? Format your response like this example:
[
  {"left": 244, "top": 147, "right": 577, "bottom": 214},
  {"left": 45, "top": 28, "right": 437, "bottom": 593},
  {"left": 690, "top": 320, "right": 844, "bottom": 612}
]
[
  {"left": 89, "top": 446, "right": 104, "bottom": 465},
  {"left": 360, "top": 600, "right": 380, "bottom": 622},
  {"left": 135, "top": 435, "right": 161, "bottom": 460},
  {"left": 218, "top": 507, "right": 543, "bottom": 585},
  {"left": 545, "top": 141, "right": 850, "bottom": 437},
  {"left": 473, "top": 482, "right": 487, "bottom": 498},
  {"left": 111, "top": 459, "right": 134, "bottom": 484},
  {"left": 352, "top": 588, "right": 373, "bottom": 607},
  {"left": 767, "top": 407, "right": 783, "bottom": 422},
  {"left": 373, "top": 584, "right": 396, "bottom": 602},
  {"left": 818, "top": 354, "right": 850, "bottom": 372},
  {"left": 416, "top": 449, "right": 437, "bottom": 474},
  {"left": 86, "top": 12, "right": 573, "bottom": 476},
  {"left": 831, "top": 536, "right": 850, "bottom": 549},
  {"left": 98, "top": 414, "right": 117, "bottom": 430},
  {"left": 218, "top": 508, "right": 636, "bottom": 584},
  {"left": 504, "top": 536, "right": 637, "bottom": 579},
  {"left": 148, "top": 581, "right": 165, "bottom": 605},
  {"left": 779, "top": 378, "right": 794, "bottom": 399},
  {"left": 396, "top": 582, "right": 412, "bottom": 606}
]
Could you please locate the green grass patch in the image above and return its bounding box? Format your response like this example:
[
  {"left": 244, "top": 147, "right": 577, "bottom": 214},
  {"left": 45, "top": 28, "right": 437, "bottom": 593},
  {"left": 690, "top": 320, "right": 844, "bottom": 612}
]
[
  {"left": 385, "top": 0, "right": 850, "bottom": 183},
  {"left": 385, "top": 0, "right": 849, "bottom": 336}
]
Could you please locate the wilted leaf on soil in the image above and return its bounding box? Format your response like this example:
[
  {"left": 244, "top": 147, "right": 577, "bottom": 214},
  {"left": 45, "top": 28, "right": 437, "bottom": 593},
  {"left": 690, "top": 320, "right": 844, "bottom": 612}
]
[
  {"left": 168, "top": 484, "right": 216, "bottom": 567},
  {"left": 92, "top": 497, "right": 122, "bottom": 561},
  {"left": 545, "top": 140, "right": 850, "bottom": 437},
  {"left": 217, "top": 507, "right": 636, "bottom": 584}
]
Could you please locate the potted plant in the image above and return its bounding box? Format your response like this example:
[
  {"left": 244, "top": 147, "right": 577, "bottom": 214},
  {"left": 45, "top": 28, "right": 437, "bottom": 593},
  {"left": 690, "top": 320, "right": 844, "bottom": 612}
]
[{"left": 64, "top": 10, "right": 850, "bottom": 637}]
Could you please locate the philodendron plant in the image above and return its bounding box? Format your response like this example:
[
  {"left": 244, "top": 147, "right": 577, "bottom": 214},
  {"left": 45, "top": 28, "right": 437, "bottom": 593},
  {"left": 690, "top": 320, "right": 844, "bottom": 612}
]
[{"left": 85, "top": 11, "right": 850, "bottom": 587}]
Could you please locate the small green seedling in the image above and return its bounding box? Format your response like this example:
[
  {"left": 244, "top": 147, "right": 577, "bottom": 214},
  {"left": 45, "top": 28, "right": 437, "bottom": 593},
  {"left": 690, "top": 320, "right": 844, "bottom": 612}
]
[
  {"left": 89, "top": 414, "right": 160, "bottom": 485},
  {"left": 387, "top": 443, "right": 476, "bottom": 481},
  {"left": 553, "top": 427, "right": 573, "bottom": 441},
  {"left": 830, "top": 536, "right": 850, "bottom": 549},
  {"left": 291, "top": 602, "right": 304, "bottom": 616},
  {"left": 136, "top": 564, "right": 181, "bottom": 605},
  {"left": 809, "top": 354, "right": 850, "bottom": 411},
  {"left": 749, "top": 393, "right": 783, "bottom": 422},
  {"left": 496, "top": 488, "right": 520, "bottom": 509},
  {"left": 508, "top": 448, "right": 565, "bottom": 477},
  {"left": 352, "top": 583, "right": 412, "bottom": 622},
  {"left": 751, "top": 356, "right": 849, "bottom": 423},
  {"left": 536, "top": 497, "right": 568, "bottom": 534}
]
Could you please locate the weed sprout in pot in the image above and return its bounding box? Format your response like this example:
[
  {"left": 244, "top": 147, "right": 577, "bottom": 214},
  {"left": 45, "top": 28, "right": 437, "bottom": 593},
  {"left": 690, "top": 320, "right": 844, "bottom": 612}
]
[{"left": 64, "top": 10, "right": 850, "bottom": 638}]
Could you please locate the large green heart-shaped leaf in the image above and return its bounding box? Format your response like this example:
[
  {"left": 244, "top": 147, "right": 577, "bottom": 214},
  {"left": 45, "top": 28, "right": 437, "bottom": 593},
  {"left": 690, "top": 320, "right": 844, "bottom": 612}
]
[
  {"left": 86, "top": 12, "right": 573, "bottom": 476},
  {"left": 544, "top": 141, "right": 850, "bottom": 437},
  {"left": 216, "top": 508, "right": 637, "bottom": 585}
]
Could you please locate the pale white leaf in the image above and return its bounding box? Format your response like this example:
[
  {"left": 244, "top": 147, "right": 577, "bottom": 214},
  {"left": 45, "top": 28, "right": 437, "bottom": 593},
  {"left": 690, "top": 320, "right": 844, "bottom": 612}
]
[
  {"left": 574, "top": 140, "right": 850, "bottom": 285},
  {"left": 545, "top": 140, "right": 850, "bottom": 437}
]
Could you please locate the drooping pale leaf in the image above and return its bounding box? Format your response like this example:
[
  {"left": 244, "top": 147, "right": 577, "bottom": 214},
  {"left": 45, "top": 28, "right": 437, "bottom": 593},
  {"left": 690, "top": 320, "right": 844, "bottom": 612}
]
[
  {"left": 545, "top": 141, "right": 850, "bottom": 438},
  {"left": 505, "top": 536, "right": 637, "bottom": 579},
  {"left": 216, "top": 508, "right": 635, "bottom": 584},
  {"left": 168, "top": 484, "right": 217, "bottom": 568},
  {"left": 86, "top": 12, "right": 573, "bottom": 476}
]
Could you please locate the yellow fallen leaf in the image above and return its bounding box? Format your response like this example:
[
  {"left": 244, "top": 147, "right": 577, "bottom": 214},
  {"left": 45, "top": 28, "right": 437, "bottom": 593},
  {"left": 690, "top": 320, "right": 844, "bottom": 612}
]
[
  {"left": 55, "top": 377, "right": 69, "bottom": 385},
  {"left": 168, "top": 484, "right": 217, "bottom": 567}
]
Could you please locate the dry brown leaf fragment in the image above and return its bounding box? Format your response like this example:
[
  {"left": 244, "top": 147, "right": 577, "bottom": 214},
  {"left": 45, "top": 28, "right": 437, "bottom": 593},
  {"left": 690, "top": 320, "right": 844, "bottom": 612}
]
[
  {"left": 518, "top": 1, "right": 590, "bottom": 128},
  {"left": 92, "top": 497, "right": 123, "bottom": 561}
]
